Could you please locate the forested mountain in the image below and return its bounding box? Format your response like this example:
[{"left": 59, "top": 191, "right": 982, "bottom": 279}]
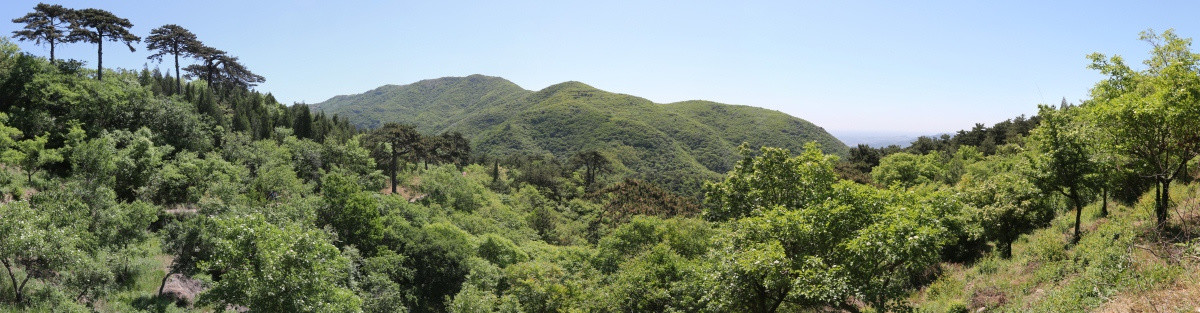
[{"left": 314, "top": 75, "right": 847, "bottom": 195}]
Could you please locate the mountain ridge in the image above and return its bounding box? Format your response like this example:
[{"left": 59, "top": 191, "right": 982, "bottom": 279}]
[{"left": 313, "top": 75, "right": 847, "bottom": 194}]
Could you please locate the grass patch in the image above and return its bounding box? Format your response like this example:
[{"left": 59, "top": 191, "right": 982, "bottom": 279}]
[{"left": 912, "top": 183, "right": 1200, "bottom": 312}]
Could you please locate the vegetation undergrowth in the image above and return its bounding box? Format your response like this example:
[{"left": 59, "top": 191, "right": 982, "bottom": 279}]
[{"left": 913, "top": 183, "right": 1200, "bottom": 312}]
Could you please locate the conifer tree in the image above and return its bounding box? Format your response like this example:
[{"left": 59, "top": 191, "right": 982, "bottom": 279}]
[
  {"left": 68, "top": 8, "right": 140, "bottom": 80},
  {"left": 367, "top": 123, "right": 421, "bottom": 194},
  {"left": 146, "top": 24, "right": 201, "bottom": 94},
  {"left": 11, "top": 3, "right": 75, "bottom": 63},
  {"left": 292, "top": 104, "right": 314, "bottom": 139}
]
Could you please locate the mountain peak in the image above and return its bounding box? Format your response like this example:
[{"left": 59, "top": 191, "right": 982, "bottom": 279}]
[
  {"left": 312, "top": 76, "right": 847, "bottom": 195},
  {"left": 409, "top": 74, "right": 516, "bottom": 89},
  {"left": 541, "top": 81, "right": 595, "bottom": 91}
]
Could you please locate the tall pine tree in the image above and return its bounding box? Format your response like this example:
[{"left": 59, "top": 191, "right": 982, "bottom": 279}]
[
  {"left": 146, "top": 24, "right": 201, "bottom": 94},
  {"left": 68, "top": 8, "right": 140, "bottom": 80},
  {"left": 10, "top": 3, "right": 75, "bottom": 63}
]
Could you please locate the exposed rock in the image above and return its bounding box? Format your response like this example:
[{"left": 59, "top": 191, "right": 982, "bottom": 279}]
[{"left": 161, "top": 273, "right": 205, "bottom": 307}]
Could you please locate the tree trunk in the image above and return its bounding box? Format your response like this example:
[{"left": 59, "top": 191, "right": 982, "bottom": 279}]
[
  {"left": 16, "top": 275, "right": 29, "bottom": 304},
  {"left": 838, "top": 301, "right": 862, "bottom": 313},
  {"left": 158, "top": 271, "right": 172, "bottom": 296},
  {"left": 3, "top": 259, "right": 22, "bottom": 303},
  {"left": 1000, "top": 239, "right": 1013, "bottom": 259},
  {"left": 586, "top": 164, "right": 595, "bottom": 188},
  {"left": 1154, "top": 183, "right": 1162, "bottom": 226},
  {"left": 766, "top": 296, "right": 784, "bottom": 313},
  {"left": 1071, "top": 189, "right": 1083, "bottom": 244},
  {"left": 97, "top": 33, "right": 104, "bottom": 81},
  {"left": 1100, "top": 187, "right": 1108, "bottom": 218},
  {"left": 1158, "top": 180, "right": 1171, "bottom": 228},
  {"left": 389, "top": 153, "right": 398, "bottom": 195},
  {"left": 49, "top": 40, "right": 55, "bottom": 63},
  {"left": 174, "top": 50, "right": 181, "bottom": 94}
]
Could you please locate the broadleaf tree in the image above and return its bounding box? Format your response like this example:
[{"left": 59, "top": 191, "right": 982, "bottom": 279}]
[
  {"left": 701, "top": 143, "right": 957, "bottom": 312},
  {"left": 1086, "top": 29, "right": 1200, "bottom": 228},
  {"left": 1028, "top": 104, "right": 1098, "bottom": 244}
]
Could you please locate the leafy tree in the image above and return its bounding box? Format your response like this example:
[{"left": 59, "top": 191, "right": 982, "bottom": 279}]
[
  {"left": 958, "top": 150, "right": 1055, "bottom": 258},
  {"left": 502, "top": 260, "right": 575, "bottom": 312},
  {"left": 604, "top": 244, "right": 699, "bottom": 312},
  {"left": 0, "top": 201, "right": 82, "bottom": 303},
  {"left": 702, "top": 145, "right": 957, "bottom": 312},
  {"left": 10, "top": 3, "right": 75, "bottom": 63},
  {"left": 871, "top": 152, "right": 948, "bottom": 188},
  {"left": 143, "top": 151, "right": 245, "bottom": 205},
  {"left": 419, "top": 164, "right": 487, "bottom": 212},
  {"left": 66, "top": 127, "right": 118, "bottom": 186},
  {"left": 944, "top": 145, "right": 984, "bottom": 183},
  {"left": 68, "top": 8, "right": 140, "bottom": 80},
  {"left": 400, "top": 222, "right": 474, "bottom": 313},
  {"left": 145, "top": 24, "right": 200, "bottom": 93},
  {"left": 703, "top": 142, "right": 838, "bottom": 222},
  {"left": 322, "top": 135, "right": 384, "bottom": 189},
  {"left": 320, "top": 171, "right": 385, "bottom": 251},
  {"left": 1029, "top": 104, "right": 1098, "bottom": 243},
  {"left": 476, "top": 234, "right": 527, "bottom": 268},
  {"left": 158, "top": 216, "right": 214, "bottom": 297},
  {"left": 0, "top": 113, "right": 25, "bottom": 160},
  {"left": 111, "top": 128, "right": 173, "bottom": 201},
  {"left": 1089, "top": 137, "right": 1130, "bottom": 218},
  {"left": 591, "top": 217, "right": 715, "bottom": 311},
  {"left": 356, "top": 248, "right": 416, "bottom": 313},
  {"left": 367, "top": 123, "right": 421, "bottom": 194},
  {"left": 1087, "top": 29, "right": 1200, "bottom": 229},
  {"left": 246, "top": 142, "right": 308, "bottom": 204},
  {"left": 199, "top": 215, "right": 363, "bottom": 312},
  {"left": 594, "top": 216, "right": 713, "bottom": 272},
  {"left": 93, "top": 200, "right": 158, "bottom": 284},
  {"left": 94, "top": 200, "right": 157, "bottom": 250},
  {"left": 12, "top": 133, "right": 63, "bottom": 184},
  {"left": 63, "top": 252, "right": 115, "bottom": 307}
]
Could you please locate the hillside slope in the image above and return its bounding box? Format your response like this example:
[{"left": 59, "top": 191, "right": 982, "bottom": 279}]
[
  {"left": 314, "top": 75, "right": 847, "bottom": 194},
  {"left": 912, "top": 183, "right": 1200, "bottom": 312}
]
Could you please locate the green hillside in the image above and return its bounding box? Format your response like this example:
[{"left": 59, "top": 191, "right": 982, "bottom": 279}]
[{"left": 314, "top": 75, "right": 847, "bottom": 194}]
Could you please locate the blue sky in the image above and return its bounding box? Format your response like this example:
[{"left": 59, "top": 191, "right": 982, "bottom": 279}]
[{"left": 2, "top": 1, "right": 1197, "bottom": 133}]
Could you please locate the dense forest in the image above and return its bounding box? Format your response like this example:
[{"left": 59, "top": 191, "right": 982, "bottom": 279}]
[{"left": 2, "top": 3, "right": 1200, "bottom": 313}]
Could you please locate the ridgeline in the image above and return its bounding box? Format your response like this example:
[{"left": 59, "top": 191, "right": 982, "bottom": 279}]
[{"left": 314, "top": 75, "right": 847, "bottom": 195}]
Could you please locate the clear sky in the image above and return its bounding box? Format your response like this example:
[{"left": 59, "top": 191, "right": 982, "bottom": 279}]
[{"left": 3, "top": 1, "right": 1198, "bottom": 133}]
